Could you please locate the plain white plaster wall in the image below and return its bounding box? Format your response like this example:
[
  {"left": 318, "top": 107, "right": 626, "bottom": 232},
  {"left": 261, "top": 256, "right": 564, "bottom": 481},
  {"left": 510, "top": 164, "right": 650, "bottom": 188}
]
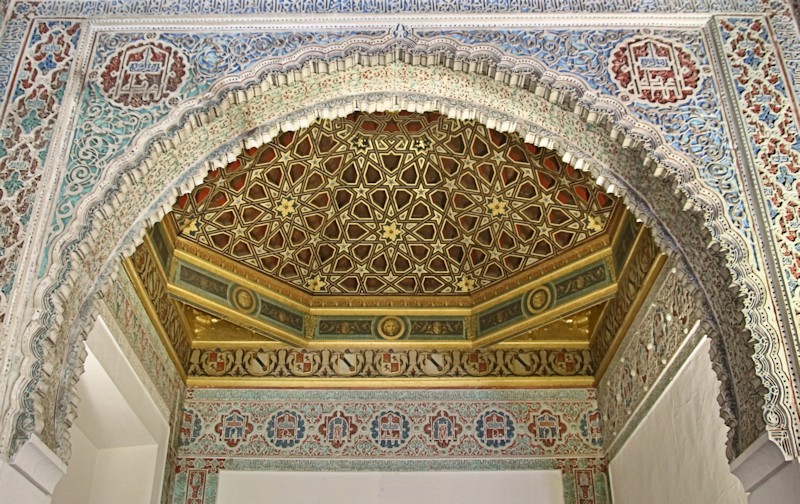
[
  {"left": 217, "top": 470, "right": 564, "bottom": 504},
  {"left": 51, "top": 317, "right": 170, "bottom": 504},
  {"left": 746, "top": 459, "right": 800, "bottom": 503},
  {"left": 0, "top": 460, "right": 51, "bottom": 504},
  {"left": 51, "top": 428, "right": 96, "bottom": 504},
  {"left": 89, "top": 445, "right": 159, "bottom": 504},
  {"left": 609, "top": 337, "right": 748, "bottom": 504}
]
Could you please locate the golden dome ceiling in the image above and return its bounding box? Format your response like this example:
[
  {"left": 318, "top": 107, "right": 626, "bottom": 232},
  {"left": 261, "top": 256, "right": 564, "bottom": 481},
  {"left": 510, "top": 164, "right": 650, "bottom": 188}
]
[{"left": 124, "top": 112, "right": 665, "bottom": 388}]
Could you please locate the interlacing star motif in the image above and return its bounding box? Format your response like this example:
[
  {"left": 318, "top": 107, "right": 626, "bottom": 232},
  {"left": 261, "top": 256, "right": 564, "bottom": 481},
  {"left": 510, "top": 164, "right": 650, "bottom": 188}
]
[
  {"left": 174, "top": 113, "right": 618, "bottom": 295},
  {"left": 411, "top": 137, "right": 431, "bottom": 153},
  {"left": 276, "top": 197, "right": 296, "bottom": 218},
  {"left": 180, "top": 218, "right": 199, "bottom": 236},
  {"left": 229, "top": 193, "right": 246, "bottom": 208},
  {"left": 336, "top": 240, "right": 350, "bottom": 254},
  {"left": 306, "top": 275, "right": 327, "bottom": 292},
  {"left": 384, "top": 175, "right": 400, "bottom": 190},
  {"left": 382, "top": 221, "right": 402, "bottom": 242},
  {"left": 413, "top": 185, "right": 429, "bottom": 199},
  {"left": 354, "top": 184, "right": 369, "bottom": 199},
  {"left": 456, "top": 275, "right": 477, "bottom": 292},
  {"left": 351, "top": 135, "right": 370, "bottom": 153},
  {"left": 280, "top": 248, "right": 294, "bottom": 261},
  {"left": 487, "top": 196, "right": 508, "bottom": 217},
  {"left": 277, "top": 149, "right": 295, "bottom": 165},
  {"left": 585, "top": 215, "right": 604, "bottom": 232},
  {"left": 232, "top": 226, "right": 248, "bottom": 239},
  {"left": 306, "top": 157, "right": 322, "bottom": 170}
]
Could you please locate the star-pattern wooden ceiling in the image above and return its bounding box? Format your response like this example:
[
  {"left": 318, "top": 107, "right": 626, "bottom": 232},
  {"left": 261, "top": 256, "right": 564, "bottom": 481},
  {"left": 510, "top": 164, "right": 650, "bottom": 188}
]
[{"left": 173, "top": 112, "right": 617, "bottom": 297}]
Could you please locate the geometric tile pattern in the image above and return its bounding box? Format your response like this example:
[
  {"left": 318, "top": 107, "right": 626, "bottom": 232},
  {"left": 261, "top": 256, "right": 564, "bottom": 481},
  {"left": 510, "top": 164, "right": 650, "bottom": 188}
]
[{"left": 173, "top": 112, "right": 617, "bottom": 296}]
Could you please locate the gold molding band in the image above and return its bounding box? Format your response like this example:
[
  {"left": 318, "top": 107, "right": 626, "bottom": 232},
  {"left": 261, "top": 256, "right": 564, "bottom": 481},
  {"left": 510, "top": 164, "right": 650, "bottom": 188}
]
[{"left": 187, "top": 376, "right": 595, "bottom": 389}]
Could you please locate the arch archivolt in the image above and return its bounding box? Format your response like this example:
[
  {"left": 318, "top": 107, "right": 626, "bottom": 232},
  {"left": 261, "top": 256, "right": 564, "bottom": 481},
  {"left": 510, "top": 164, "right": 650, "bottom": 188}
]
[{"left": 11, "top": 42, "right": 794, "bottom": 461}]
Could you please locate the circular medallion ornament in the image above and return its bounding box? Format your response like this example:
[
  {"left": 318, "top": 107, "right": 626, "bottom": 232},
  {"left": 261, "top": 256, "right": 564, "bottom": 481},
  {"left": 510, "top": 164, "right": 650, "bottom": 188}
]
[
  {"left": 99, "top": 41, "right": 187, "bottom": 108},
  {"left": 376, "top": 316, "right": 407, "bottom": 340},
  {"left": 609, "top": 36, "right": 701, "bottom": 105},
  {"left": 526, "top": 286, "right": 552, "bottom": 314},
  {"left": 230, "top": 285, "right": 257, "bottom": 314}
]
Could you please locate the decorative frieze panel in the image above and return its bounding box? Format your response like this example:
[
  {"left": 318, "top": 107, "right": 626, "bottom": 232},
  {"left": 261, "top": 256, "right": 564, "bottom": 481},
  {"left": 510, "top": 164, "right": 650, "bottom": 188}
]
[
  {"left": 188, "top": 347, "right": 594, "bottom": 380},
  {"left": 0, "top": 20, "right": 80, "bottom": 322},
  {"left": 99, "top": 268, "right": 183, "bottom": 416},
  {"left": 590, "top": 226, "right": 663, "bottom": 370},
  {"left": 718, "top": 16, "right": 800, "bottom": 346},
  {"left": 180, "top": 388, "right": 602, "bottom": 457}
]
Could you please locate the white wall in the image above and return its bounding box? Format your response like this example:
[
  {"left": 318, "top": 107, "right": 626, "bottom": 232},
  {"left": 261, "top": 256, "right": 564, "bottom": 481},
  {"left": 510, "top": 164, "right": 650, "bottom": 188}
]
[
  {"left": 609, "top": 337, "right": 747, "bottom": 504},
  {"left": 52, "top": 428, "right": 96, "bottom": 504},
  {"left": 89, "top": 445, "right": 159, "bottom": 504},
  {"left": 217, "top": 470, "right": 564, "bottom": 504},
  {"left": 0, "top": 460, "right": 52, "bottom": 504},
  {"left": 52, "top": 317, "right": 170, "bottom": 504}
]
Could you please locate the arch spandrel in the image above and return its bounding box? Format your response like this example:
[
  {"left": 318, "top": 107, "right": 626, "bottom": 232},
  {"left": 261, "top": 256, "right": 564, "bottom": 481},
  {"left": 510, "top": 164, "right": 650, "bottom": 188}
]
[{"left": 4, "top": 25, "right": 796, "bottom": 466}]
